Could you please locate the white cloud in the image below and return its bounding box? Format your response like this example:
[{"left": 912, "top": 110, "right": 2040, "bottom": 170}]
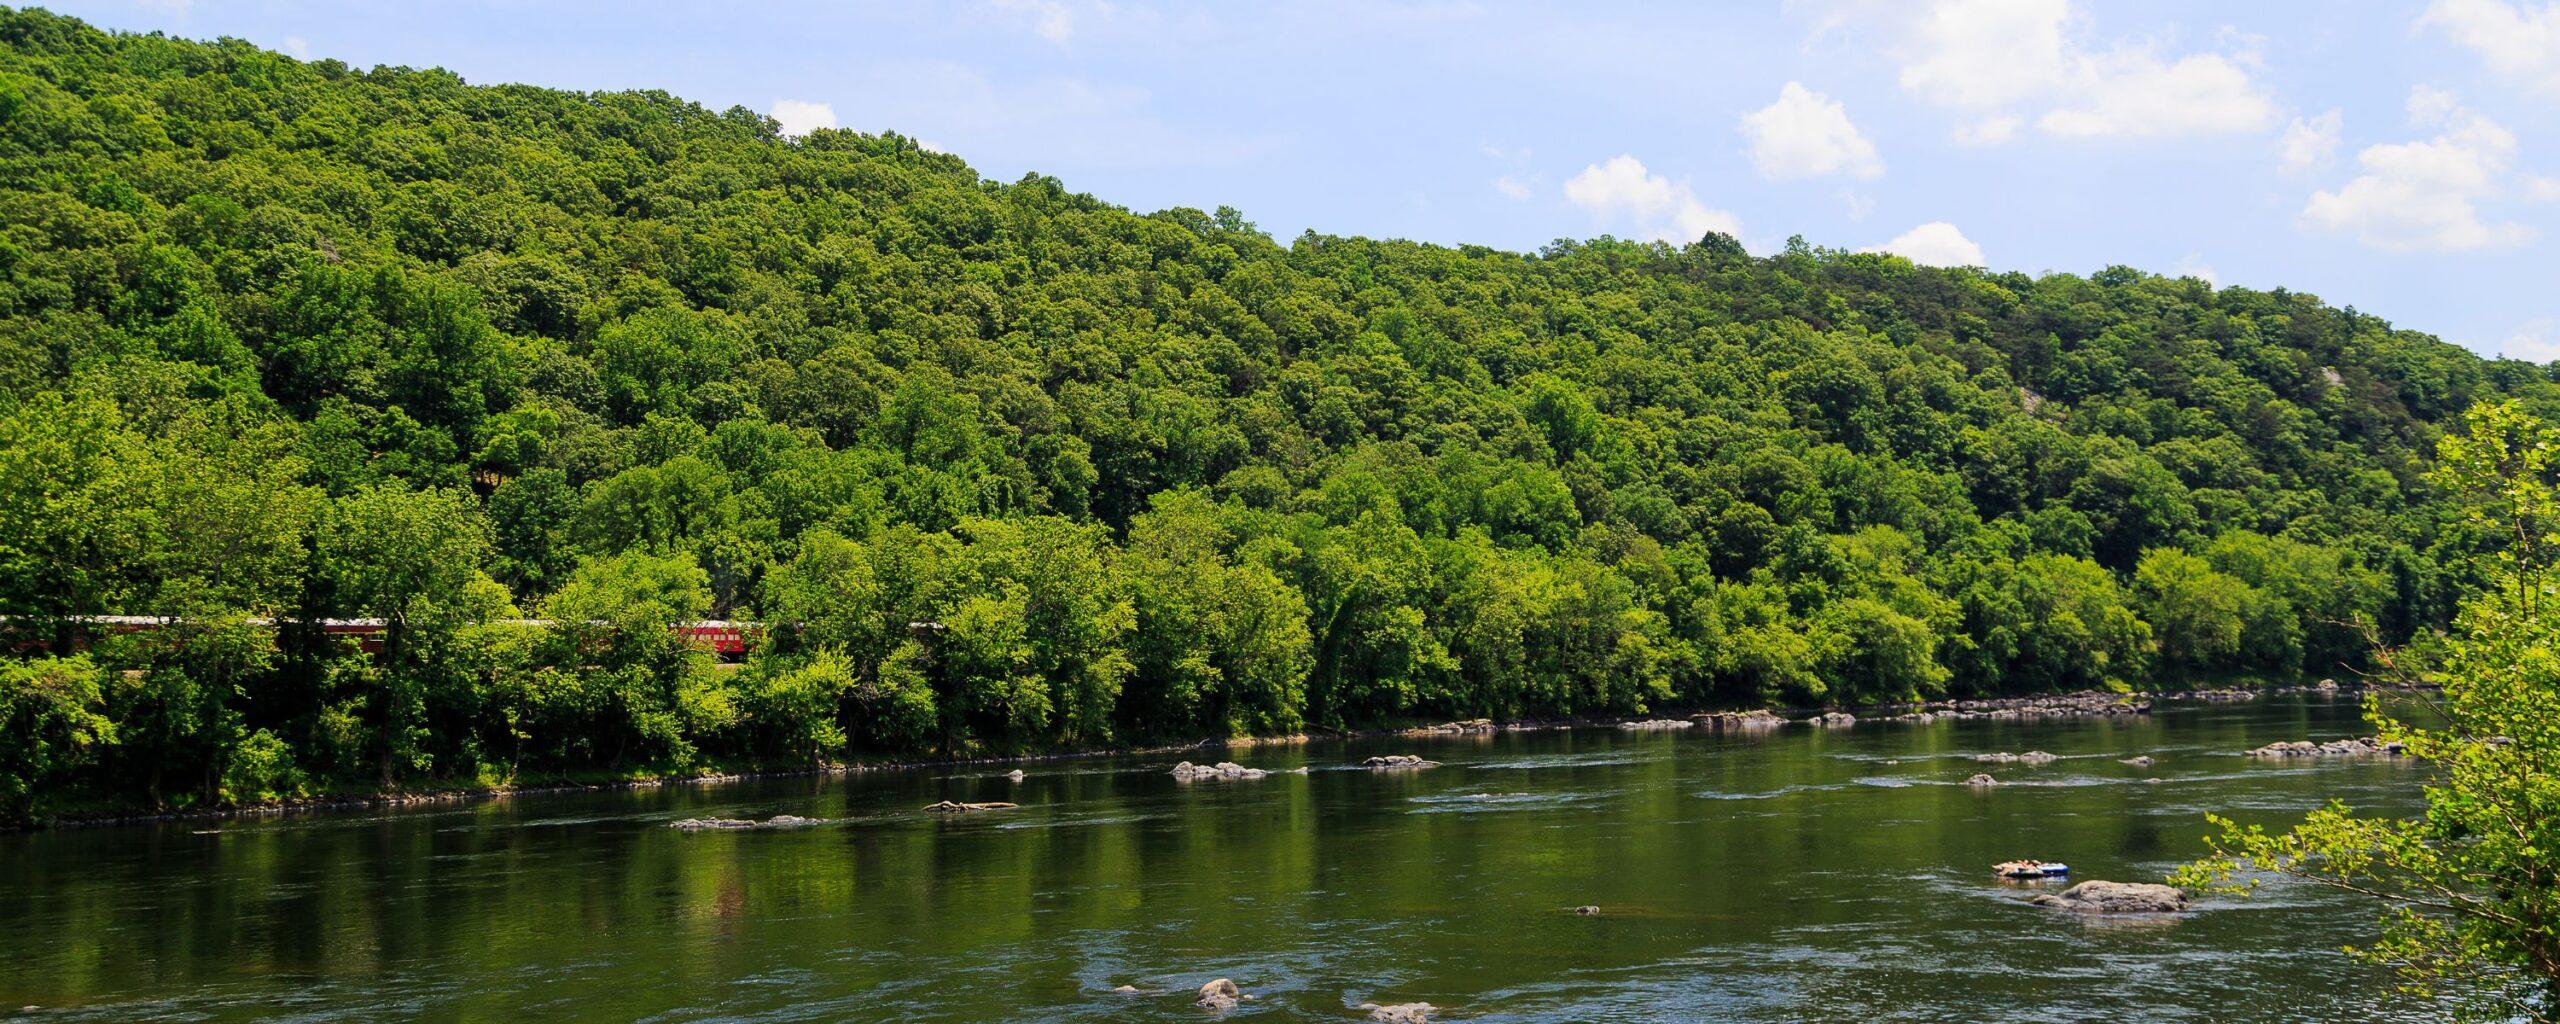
[
  {"left": 281, "top": 35, "right": 311, "bottom": 60},
  {"left": 1740, "top": 82, "right": 1884, "bottom": 180},
  {"left": 2420, "top": 0, "right": 2560, "bottom": 98},
  {"left": 1869, "top": 0, "right": 2274, "bottom": 141},
  {"left": 2278, "top": 110, "right": 2341, "bottom": 174},
  {"left": 1898, "top": 0, "right": 2072, "bottom": 109},
  {"left": 1839, "top": 189, "right": 1876, "bottom": 221},
  {"left": 2299, "top": 87, "right": 2535, "bottom": 252},
  {"left": 1482, "top": 143, "right": 1536, "bottom": 200},
  {"left": 2501, "top": 317, "right": 2560, "bottom": 361},
  {"left": 2172, "top": 254, "right": 2219, "bottom": 286},
  {"left": 770, "top": 99, "right": 839, "bottom": 138},
  {"left": 1563, "top": 155, "right": 1743, "bottom": 244},
  {"left": 2531, "top": 176, "right": 2560, "bottom": 201},
  {"left": 2035, "top": 51, "right": 2273, "bottom": 139},
  {"left": 1862, "top": 221, "right": 1985, "bottom": 267}
]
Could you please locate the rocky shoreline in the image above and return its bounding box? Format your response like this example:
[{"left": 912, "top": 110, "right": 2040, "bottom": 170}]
[{"left": 25, "top": 680, "right": 2393, "bottom": 831}]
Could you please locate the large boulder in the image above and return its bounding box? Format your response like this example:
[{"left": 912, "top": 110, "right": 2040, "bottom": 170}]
[
  {"left": 1807, "top": 711, "right": 1857, "bottom": 727},
  {"left": 1362, "top": 754, "right": 1440, "bottom": 770},
  {"left": 1197, "top": 978, "right": 1240, "bottom": 1011},
  {"left": 1171, "top": 761, "right": 1269, "bottom": 780},
  {"left": 1965, "top": 773, "right": 2000, "bottom": 787},
  {"left": 1359, "top": 1002, "right": 1436, "bottom": 1023},
  {"left": 2030, "top": 880, "right": 2190, "bottom": 914}
]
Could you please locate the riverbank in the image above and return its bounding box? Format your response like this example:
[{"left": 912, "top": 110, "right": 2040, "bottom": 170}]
[{"left": 24, "top": 678, "right": 2391, "bottom": 830}]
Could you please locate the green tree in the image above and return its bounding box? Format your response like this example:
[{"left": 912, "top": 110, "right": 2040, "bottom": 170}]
[
  {"left": 2179, "top": 403, "right": 2560, "bottom": 1020},
  {"left": 0, "top": 656, "right": 113, "bottom": 823},
  {"left": 315, "top": 485, "right": 504, "bottom": 780}
]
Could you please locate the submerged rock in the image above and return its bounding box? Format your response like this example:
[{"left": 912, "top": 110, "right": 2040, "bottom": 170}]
[
  {"left": 1111, "top": 985, "right": 1140, "bottom": 994},
  {"left": 1005, "top": 769, "right": 1027, "bottom": 780},
  {"left": 1573, "top": 905, "right": 1600, "bottom": 915},
  {"left": 2120, "top": 755, "right": 2156, "bottom": 767},
  {"left": 1807, "top": 711, "right": 1857, "bottom": 727},
  {"left": 1974, "top": 751, "right": 2058, "bottom": 765},
  {"left": 1617, "top": 718, "right": 1694, "bottom": 731},
  {"left": 1362, "top": 754, "right": 1440, "bottom": 770},
  {"left": 1965, "top": 774, "right": 2000, "bottom": 787},
  {"left": 1197, "top": 978, "right": 1241, "bottom": 1011},
  {"left": 2030, "top": 880, "right": 2190, "bottom": 914},
  {"left": 1171, "top": 760, "right": 1270, "bottom": 780},
  {"left": 2244, "top": 737, "right": 2409, "bottom": 759},
  {"left": 1359, "top": 1002, "right": 1436, "bottom": 1023},
  {"left": 922, "top": 800, "right": 1018, "bottom": 813},
  {"left": 668, "top": 814, "right": 824, "bottom": 830}
]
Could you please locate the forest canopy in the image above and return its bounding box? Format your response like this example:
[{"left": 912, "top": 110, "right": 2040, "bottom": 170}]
[{"left": 1, "top": 8, "right": 2555, "bottom": 817}]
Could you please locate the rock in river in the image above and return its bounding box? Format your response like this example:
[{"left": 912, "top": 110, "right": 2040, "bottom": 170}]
[
  {"left": 2120, "top": 755, "right": 2155, "bottom": 767},
  {"left": 1359, "top": 1002, "right": 1436, "bottom": 1023},
  {"left": 1363, "top": 754, "right": 1440, "bottom": 770},
  {"left": 2029, "top": 880, "right": 2190, "bottom": 914},
  {"left": 1974, "top": 751, "right": 2058, "bottom": 764},
  {"left": 1617, "top": 718, "right": 1693, "bottom": 731},
  {"left": 1965, "top": 774, "right": 1999, "bottom": 787},
  {"left": 922, "top": 800, "right": 1017, "bottom": 813},
  {"left": 1403, "top": 718, "right": 1495, "bottom": 735},
  {"left": 1171, "top": 761, "right": 1269, "bottom": 780},
  {"left": 1197, "top": 978, "right": 1241, "bottom": 1010},
  {"left": 669, "top": 814, "right": 825, "bottom": 830},
  {"left": 2244, "top": 736, "right": 2408, "bottom": 759},
  {"left": 1807, "top": 711, "right": 1857, "bottom": 727}
]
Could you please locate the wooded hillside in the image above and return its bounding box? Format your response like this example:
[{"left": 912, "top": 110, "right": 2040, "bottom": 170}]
[{"left": 0, "top": 8, "right": 2548, "bottom": 816}]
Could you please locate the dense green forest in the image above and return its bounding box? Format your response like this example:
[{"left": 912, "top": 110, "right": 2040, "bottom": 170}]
[{"left": 0, "top": 8, "right": 2552, "bottom": 819}]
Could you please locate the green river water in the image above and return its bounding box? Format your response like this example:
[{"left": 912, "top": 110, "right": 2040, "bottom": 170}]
[{"left": 0, "top": 694, "right": 2431, "bottom": 1022}]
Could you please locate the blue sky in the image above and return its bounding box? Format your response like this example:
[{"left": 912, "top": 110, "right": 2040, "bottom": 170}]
[{"left": 44, "top": 0, "right": 2560, "bottom": 360}]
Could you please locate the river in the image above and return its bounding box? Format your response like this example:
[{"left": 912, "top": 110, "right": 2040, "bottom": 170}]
[{"left": 0, "top": 694, "right": 2429, "bottom": 1022}]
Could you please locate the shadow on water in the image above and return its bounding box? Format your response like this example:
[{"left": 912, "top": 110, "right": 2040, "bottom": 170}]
[{"left": 0, "top": 694, "right": 2437, "bottom": 1022}]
